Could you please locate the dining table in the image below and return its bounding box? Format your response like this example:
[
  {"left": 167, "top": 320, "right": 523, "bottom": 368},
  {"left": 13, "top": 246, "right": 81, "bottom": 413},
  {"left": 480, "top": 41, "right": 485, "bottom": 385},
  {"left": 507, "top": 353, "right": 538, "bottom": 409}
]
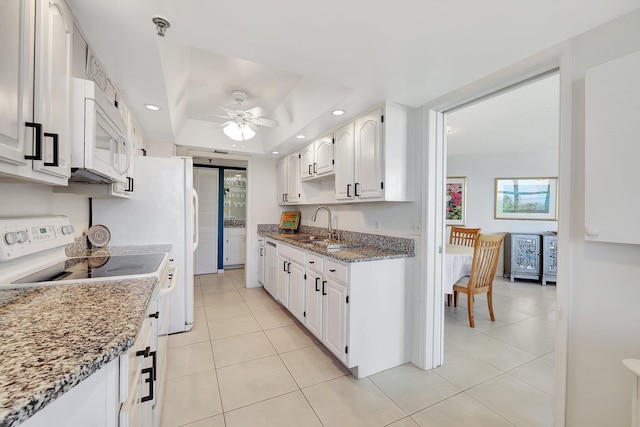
[{"left": 444, "top": 244, "right": 475, "bottom": 296}]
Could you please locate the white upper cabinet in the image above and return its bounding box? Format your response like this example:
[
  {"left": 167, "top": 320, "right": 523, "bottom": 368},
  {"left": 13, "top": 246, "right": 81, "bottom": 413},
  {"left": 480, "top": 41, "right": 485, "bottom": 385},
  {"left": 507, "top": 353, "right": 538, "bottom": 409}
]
[
  {"left": 277, "top": 152, "right": 301, "bottom": 204},
  {"left": 585, "top": 50, "right": 640, "bottom": 245},
  {"left": 0, "top": 0, "right": 72, "bottom": 185},
  {"left": 302, "top": 134, "right": 334, "bottom": 181},
  {"left": 0, "top": 0, "right": 29, "bottom": 168},
  {"left": 335, "top": 103, "right": 412, "bottom": 202},
  {"left": 334, "top": 122, "right": 355, "bottom": 200}
]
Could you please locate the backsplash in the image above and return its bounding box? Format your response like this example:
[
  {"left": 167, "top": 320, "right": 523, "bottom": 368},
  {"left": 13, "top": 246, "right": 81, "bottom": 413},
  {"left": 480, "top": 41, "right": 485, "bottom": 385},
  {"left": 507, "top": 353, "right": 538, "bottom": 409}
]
[{"left": 257, "top": 224, "right": 415, "bottom": 255}]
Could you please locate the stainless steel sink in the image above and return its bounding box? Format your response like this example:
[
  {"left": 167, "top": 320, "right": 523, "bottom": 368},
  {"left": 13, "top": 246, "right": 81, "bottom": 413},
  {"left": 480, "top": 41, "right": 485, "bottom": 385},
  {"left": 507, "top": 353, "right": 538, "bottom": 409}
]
[{"left": 283, "top": 234, "right": 362, "bottom": 250}]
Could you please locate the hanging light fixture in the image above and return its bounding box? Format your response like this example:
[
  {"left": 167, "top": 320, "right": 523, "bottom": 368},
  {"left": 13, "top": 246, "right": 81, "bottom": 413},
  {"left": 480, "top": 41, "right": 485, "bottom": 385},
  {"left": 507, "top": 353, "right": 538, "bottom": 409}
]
[{"left": 223, "top": 122, "right": 256, "bottom": 141}]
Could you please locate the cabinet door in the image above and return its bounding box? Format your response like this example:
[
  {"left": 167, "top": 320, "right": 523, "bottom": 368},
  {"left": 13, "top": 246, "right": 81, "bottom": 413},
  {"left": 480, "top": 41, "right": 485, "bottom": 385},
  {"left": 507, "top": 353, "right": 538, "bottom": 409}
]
[
  {"left": 225, "top": 229, "right": 246, "bottom": 265},
  {"left": 286, "top": 152, "right": 300, "bottom": 203},
  {"left": 32, "top": 0, "right": 72, "bottom": 180},
  {"left": 287, "top": 262, "right": 305, "bottom": 322},
  {"left": 512, "top": 234, "right": 541, "bottom": 276},
  {"left": 276, "top": 255, "right": 289, "bottom": 306},
  {"left": 276, "top": 156, "right": 287, "bottom": 203},
  {"left": 305, "top": 270, "right": 323, "bottom": 340},
  {"left": 300, "top": 143, "right": 314, "bottom": 180},
  {"left": 314, "top": 135, "right": 334, "bottom": 176},
  {"left": 334, "top": 122, "right": 355, "bottom": 200},
  {"left": 322, "top": 278, "right": 348, "bottom": 363},
  {"left": 355, "top": 109, "right": 384, "bottom": 199},
  {"left": 0, "top": 0, "right": 29, "bottom": 168}
]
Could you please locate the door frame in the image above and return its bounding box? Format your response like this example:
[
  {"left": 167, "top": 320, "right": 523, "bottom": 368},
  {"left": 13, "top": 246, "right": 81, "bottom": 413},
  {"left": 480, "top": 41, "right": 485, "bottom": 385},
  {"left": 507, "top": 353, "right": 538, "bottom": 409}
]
[{"left": 418, "top": 43, "right": 572, "bottom": 426}]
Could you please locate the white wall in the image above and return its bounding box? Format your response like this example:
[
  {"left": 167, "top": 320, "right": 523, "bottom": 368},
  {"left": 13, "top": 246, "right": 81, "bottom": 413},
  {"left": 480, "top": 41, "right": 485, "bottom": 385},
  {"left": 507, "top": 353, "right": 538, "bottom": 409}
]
[
  {"left": 0, "top": 183, "right": 89, "bottom": 238},
  {"left": 245, "top": 156, "right": 281, "bottom": 287},
  {"left": 447, "top": 150, "right": 558, "bottom": 273},
  {"left": 144, "top": 139, "right": 175, "bottom": 157},
  {"left": 564, "top": 9, "right": 640, "bottom": 427}
]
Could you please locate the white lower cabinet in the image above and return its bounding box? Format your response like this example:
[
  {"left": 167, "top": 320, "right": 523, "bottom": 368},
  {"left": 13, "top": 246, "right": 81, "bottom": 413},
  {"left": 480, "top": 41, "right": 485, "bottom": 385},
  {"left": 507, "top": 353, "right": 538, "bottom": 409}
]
[
  {"left": 322, "top": 277, "right": 348, "bottom": 363},
  {"left": 264, "top": 239, "right": 278, "bottom": 297},
  {"left": 257, "top": 237, "right": 265, "bottom": 285},
  {"left": 275, "top": 241, "right": 408, "bottom": 378},
  {"left": 223, "top": 227, "right": 246, "bottom": 266},
  {"left": 277, "top": 243, "right": 305, "bottom": 320}
]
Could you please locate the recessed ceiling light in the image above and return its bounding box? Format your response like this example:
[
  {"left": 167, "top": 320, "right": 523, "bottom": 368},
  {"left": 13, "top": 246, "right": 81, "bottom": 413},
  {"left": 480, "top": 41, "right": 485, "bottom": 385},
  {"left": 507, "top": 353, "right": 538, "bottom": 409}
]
[
  {"left": 272, "top": 151, "right": 279, "bottom": 154},
  {"left": 145, "top": 104, "right": 160, "bottom": 111},
  {"left": 332, "top": 109, "right": 345, "bottom": 116},
  {"left": 296, "top": 135, "right": 305, "bottom": 139}
]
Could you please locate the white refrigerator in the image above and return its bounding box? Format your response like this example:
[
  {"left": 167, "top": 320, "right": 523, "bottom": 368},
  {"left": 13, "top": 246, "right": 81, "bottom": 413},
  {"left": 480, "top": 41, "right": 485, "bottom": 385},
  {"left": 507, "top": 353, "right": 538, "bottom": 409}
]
[{"left": 92, "top": 156, "right": 198, "bottom": 334}]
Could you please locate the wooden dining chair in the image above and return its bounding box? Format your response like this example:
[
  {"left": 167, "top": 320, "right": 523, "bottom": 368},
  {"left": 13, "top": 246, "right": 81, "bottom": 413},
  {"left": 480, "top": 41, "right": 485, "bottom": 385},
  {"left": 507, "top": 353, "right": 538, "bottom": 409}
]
[
  {"left": 453, "top": 232, "right": 506, "bottom": 328},
  {"left": 449, "top": 226, "right": 481, "bottom": 247}
]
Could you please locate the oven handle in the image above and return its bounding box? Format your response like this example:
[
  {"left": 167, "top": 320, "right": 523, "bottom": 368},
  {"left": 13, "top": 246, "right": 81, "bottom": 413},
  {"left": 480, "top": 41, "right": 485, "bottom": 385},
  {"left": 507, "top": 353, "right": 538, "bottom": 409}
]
[{"left": 160, "top": 265, "right": 179, "bottom": 298}]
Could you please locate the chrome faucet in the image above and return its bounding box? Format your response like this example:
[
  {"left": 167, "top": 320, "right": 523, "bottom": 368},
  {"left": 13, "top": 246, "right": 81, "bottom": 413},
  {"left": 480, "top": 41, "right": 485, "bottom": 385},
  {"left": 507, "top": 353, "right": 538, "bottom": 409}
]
[{"left": 312, "top": 206, "right": 335, "bottom": 239}]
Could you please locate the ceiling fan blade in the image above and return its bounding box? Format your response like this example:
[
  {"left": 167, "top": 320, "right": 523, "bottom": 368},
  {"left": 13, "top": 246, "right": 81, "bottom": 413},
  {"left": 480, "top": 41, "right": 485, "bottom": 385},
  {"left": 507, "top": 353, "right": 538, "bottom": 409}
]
[
  {"left": 217, "top": 105, "right": 237, "bottom": 116},
  {"left": 253, "top": 117, "right": 279, "bottom": 128},
  {"left": 248, "top": 123, "right": 259, "bottom": 133},
  {"left": 217, "top": 120, "right": 235, "bottom": 128},
  {"left": 244, "top": 106, "right": 266, "bottom": 118},
  {"left": 201, "top": 114, "right": 233, "bottom": 119}
]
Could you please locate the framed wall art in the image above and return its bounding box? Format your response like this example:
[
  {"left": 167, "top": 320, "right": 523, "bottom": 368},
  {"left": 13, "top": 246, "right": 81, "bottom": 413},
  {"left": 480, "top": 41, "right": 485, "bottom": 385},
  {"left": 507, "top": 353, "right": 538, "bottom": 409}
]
[
  {"left": 446, "top": 177, "right": 467, "bottom": 225},
  {"left": 495, "top": 177, "right": 558, "bottom": 220}
]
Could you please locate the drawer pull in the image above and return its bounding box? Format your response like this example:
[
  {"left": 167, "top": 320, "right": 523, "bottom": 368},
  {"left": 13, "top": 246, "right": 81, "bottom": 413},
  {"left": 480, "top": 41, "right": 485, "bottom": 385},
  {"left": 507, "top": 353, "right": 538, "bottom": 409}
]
[
  {"left": 322, "top": 280, "right": 327, "bottom": 296},
  {"left": 149, "top": 311, "right": 159, "bottom": 319},
  {"left": 309, "top": 261, "right": 314, "bottom": 264},
  {"left": 315, "top": 277, "right": 320, "bottom": 292},
  {"left": 329, "top": 269, "right": 336, "bottom": 272}
]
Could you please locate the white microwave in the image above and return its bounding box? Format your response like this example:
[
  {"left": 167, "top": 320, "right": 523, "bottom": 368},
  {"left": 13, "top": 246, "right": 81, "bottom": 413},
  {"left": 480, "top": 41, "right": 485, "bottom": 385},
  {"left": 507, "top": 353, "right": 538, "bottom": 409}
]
[{"left": 69, "top": 78, "right": 130, "bottom": 183}]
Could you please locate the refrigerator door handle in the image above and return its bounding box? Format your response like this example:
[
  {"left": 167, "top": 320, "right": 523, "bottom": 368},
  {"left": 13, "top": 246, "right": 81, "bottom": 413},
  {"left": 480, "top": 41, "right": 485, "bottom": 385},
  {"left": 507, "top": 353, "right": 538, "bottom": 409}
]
[
  {"left": 160, "top": 265, "right": 179, "bottom": 298},
  {"left": 192, "top": 189, "right": 199, "bottom": 252}
]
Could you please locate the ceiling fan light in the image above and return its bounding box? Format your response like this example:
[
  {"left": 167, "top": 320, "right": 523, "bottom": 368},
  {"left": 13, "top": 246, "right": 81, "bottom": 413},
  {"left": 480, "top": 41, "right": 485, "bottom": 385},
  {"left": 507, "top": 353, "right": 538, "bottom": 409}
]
[{"left": 223, "top": 123, "right": 256, "bottom": 141}]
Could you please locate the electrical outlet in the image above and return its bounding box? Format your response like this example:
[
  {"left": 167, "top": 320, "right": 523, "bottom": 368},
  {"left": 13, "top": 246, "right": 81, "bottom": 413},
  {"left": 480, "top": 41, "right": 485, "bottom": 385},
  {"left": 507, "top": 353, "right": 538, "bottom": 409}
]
[{"left": 411, "top": 221, "right": 421, "bottom": 235}]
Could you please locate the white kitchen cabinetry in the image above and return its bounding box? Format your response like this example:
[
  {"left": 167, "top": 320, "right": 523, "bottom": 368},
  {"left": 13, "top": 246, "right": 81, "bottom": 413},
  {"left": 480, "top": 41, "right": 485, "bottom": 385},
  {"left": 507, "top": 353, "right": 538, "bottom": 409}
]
[
  {"left": 0, "top": 0, "right": 73, "bottom": 185},
  {"left": 301, "top": 134, "right": 334, "bottom": 181},
  {"left": 276, "top": 152, "right": 301, "bottom": 204},
  {"left": 585, "top": 50, "right": 640, "bottom": 245},
  {"left": 276, "top": 243, "right": 305, "bottom": 320},
  {"left": 272, "top": 240, "right": 409, "bottom": 378},
  {"left": 334, "top": 103, "right": 412, "bottom": 202},
  {"left": 223, "top": 227, "right": 246, "bottom": 266}
]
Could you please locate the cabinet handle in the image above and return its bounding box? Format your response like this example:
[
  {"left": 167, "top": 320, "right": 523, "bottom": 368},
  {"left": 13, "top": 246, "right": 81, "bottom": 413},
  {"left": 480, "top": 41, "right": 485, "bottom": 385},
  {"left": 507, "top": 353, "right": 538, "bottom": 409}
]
[
  {"left": 43, "top": 133, "right": 59, "bottom": 166},
  {"left": 329, "top": 269, "right": 336, "bottom": 272},
  {"left": 287, "top": 262, "right": 291, "bottom": 274},
  {"left": 141, "top": 367, "right": 154, "bottom": 402},
  {"left": 24, "top": 122, "right": 43, "bottom": 160},
  {"left": 260, "top": 248, "right": 264, "bottom": 256},
  {"left": 313, "top": 163, "right": 317, "bottom": 173},
  {"left": 322, "top": 280, "right": 327, "bottom": 296},
  {"left": 149, "top": 311, "right": 159, "bottom": 319},
  {"left": 283, "top": 261, "right": 287, "bottom": 272},
  {"left": 308, "top": 261, "right": 314, "bottom": 264},
  {"left": 309, "top": 164, "right": 312, "bottom": 174},
  {"left": 125, "top": 177, "right": 134, "bottom": 192},
  {"left": 347, "top": 184, "right": 351, "bottom": 198},
  {"left": 150, "top": 350, "right": 157, "bottom": 381},
  {"left": 315, "top": 277, "right": 320, "bottom": 292},
  {"left": 136, "top": 346, "right": 151, "bottom": 358},
  {"left": 355, "top": 183, "right": 360, "bottom": 197}
]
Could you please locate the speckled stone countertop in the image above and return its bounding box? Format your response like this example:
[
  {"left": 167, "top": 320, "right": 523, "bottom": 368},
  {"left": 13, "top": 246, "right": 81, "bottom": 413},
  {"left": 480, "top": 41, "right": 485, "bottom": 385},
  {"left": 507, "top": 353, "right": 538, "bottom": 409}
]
[
  {"left": 0, "top": 243, "right": 170, "bottom": 427},
  {"left": 258, "top": 224, "right": 414, "bottom": 262}
]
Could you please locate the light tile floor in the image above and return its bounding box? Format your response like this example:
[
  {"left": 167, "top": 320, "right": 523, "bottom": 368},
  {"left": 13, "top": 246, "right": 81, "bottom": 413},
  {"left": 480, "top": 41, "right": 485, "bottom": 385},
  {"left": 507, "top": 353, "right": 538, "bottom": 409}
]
[{"left": 161, "top": 270, "right": 556, "bottom": 427}]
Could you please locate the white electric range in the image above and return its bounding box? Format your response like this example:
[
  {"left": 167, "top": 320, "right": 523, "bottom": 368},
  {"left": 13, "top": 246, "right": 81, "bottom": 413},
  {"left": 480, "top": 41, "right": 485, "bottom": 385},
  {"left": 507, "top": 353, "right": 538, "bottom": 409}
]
[{"left": 0, "top": 216, "right": 168, "bottom": 287}]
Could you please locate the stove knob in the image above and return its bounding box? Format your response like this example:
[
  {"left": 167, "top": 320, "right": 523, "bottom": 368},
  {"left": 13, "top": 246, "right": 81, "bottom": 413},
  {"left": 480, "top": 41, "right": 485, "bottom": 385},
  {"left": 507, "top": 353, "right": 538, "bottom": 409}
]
[
  {"left": 17, "top": 231, "right": 29, "bottom": 243},
  {"left": 4, "top": 232, "right": 19, "bottom": 246},
  {"left": 61, "top": 225, "right": 75, "bottom": 235}
]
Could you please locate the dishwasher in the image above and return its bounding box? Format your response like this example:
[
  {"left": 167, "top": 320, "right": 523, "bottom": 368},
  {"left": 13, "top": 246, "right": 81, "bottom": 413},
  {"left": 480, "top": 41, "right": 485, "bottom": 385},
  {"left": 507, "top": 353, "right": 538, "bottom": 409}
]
[{"left": 264, "top": 240, "right": 278, "bottom": 297}]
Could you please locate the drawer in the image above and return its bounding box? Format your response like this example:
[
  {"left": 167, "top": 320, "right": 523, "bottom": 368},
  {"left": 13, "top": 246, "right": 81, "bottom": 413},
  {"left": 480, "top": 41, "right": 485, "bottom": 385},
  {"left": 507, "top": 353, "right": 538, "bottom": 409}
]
[
  {"left": 306, "top": 253, "right": 323, "bottom": 273},
  {"left": 324, "top": 259, "right": 349, "bottom": 284},
  {"left": 278, "top": 243, "right": 306, "bottom": 265}
]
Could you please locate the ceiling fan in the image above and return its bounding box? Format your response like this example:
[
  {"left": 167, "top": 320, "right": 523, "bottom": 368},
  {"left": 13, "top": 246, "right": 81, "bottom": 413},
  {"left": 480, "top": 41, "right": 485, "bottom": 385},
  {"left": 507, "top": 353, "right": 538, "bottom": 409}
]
[{"left": 208, "top": 90, "right": 279, "bottom": 142}]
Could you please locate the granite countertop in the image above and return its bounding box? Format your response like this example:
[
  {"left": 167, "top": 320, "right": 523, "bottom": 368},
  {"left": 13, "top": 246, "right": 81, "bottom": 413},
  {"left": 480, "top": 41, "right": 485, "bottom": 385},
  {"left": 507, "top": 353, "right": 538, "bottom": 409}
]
[
  {"left": 0, "top": 244, "right": 170, "bottom": 427},
  {"left": 258, "top": 231, "right": 414, "bottom": 262}
]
